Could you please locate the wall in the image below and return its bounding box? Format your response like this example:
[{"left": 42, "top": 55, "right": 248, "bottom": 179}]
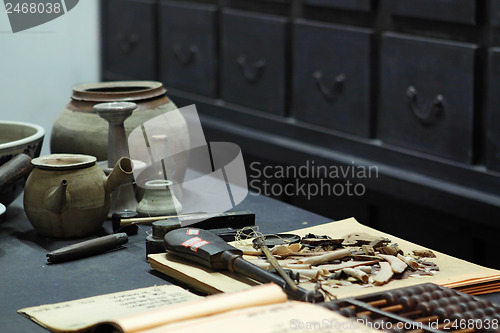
[{"left": 0, "top": 1, "right": 100, "bottom": 155}]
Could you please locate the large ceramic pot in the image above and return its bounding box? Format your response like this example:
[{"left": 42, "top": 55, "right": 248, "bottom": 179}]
[{"left": 50, "top": 81, "right": 189, "bottom": 184}]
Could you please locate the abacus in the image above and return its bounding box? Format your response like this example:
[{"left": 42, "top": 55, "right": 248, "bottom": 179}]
[{"left": 320, "top": 283, "right": 500, "bottom": 332}]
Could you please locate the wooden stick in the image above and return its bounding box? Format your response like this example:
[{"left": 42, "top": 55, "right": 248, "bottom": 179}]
[{"left": 120, "top": 212, "right": 206, "bottom": 226}]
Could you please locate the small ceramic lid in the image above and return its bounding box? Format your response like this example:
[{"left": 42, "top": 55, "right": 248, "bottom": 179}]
[
  {"left": 31, "top": 154, "right": 96, "bottom": 170},
  {"left": 144, "top": 179, "right": 173, "bottom": 189}
]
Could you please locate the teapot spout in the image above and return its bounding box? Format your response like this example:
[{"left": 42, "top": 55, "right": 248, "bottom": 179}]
[
  {"left": 105, "top": 157, "right": 134, "bottom": 194},
  {"left": 45, "top": 179, "right": 69, "bottom": 213}
]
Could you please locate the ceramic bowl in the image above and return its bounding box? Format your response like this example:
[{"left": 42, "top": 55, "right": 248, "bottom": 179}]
[{"left": 0, "top": 121, "right": 44, "bottom": 205}]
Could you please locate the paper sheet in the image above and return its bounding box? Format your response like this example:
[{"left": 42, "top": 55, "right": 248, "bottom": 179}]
[
  {"left": 18, "top": 285, "right": 200, "bottom": 332},
  {"left": 112, "top": 283, "right": 287, "bottom": 333},
  {"left": 18, "top": 284, "right": 293, "bottom": 333},
  {"left": 140, "top": 302, "right": 379, "bottom": 333},
  {"left": 148, "top": 217, "right": 500, "bottom": 299}
]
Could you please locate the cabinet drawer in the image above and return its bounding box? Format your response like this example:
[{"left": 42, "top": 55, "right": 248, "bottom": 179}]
[
  {"left": 293, "top": 20, "right": 372, "bottom": 137},
  {"left": 486, "top": 48, "right": 500, "bottom": 172},
  {"left": 378, "top": 33, "right": 476, "bottom": 163},
  {"left": 102, "top": 0, "right": 156, "bottom": 80},
  {"left": 392, "top": 0, "right": 476, "bottom": 25},
  {"left": 304, "top": 0, "right": 372, "bottom": 12},
  {"left": 159, "top": 2, "right": 217, "bottom": 97},
  {"left": 221, "top": 10, "right": 288, "bottom": 115},
  {"left": 490, "top": 0, "right": 500, "bottom": 27}
]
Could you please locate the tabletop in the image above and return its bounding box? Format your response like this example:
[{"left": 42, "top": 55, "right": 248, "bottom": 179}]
[
  {"left": 0, "top": 191, "right": 333, "bottom": 332},
  {"left": 1, "top": 192, "right": 499, "bottom": 332}
]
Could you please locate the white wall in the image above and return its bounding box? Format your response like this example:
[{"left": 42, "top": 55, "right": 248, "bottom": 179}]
[{"left": 0, "top": 1, "right": 100, "bottom": 155}]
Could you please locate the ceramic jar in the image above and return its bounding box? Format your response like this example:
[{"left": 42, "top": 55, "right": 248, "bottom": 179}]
[
  {"left": 24, "top": 154, "right": 133, "bottom": 238},
  {"left": 50, "top": 81, "right": 189, "bottom": 184},
  {"left": 136, "top": 179, "right": 182, "bottom": 217}
]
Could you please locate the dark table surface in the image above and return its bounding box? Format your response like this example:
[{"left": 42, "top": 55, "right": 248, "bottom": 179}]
[
  {"left": 1, "top": 193, "right": 499, "bottom": 332},
  {"left": 0, "top": 191, "right": 333, "bottom": 332}
]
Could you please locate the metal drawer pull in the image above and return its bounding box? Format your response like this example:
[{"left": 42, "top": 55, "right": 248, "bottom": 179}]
[
  {"left": 406, "top": 86, "right": 444, "bottom": 125},
  {"left": 313, "top": 71, "right": 346, "bottom": 102},
  {"left": 237, "top": 55, "right": 266, "bottom": 84},
  {"left": 173, "top": 43, "right": 198, "bottom": 66},
  {"left": 117, "top": 33, "right": 139, "bottom": 55}
]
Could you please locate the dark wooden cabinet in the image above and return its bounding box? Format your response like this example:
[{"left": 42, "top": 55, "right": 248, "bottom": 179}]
[
  {"left": 304, "top": 0, "right": 373, "bottom": 12},
  {"left": 391, "top": 0, "right": 476, "bottom": 25},
  {"left": 101, "top": 0, "right": 157, "bottom": 80},
  {"left": 101, "top": 0, "right": 500, "bottom": 268},
  {"left": 159, "top": 2, "right": 218, "bottom": 97},
  {"left": 293, "top": 19, "right": 373, "bottom": 137},
  {"left": 486, "top": 48, "right": 500, "bottom": 172},
  {"left": 379, "top": 33, "right": 476, "bottom": 163},
  {"left": 221, "top": 9, "right": 288, "bottom": 115},
  {"left": 491, "top": 0, "right": 500, "bottom": 27}
]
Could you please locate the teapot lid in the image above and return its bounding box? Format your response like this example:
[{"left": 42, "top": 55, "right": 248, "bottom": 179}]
[{"left": 32, "top": 154, "right": 96, "bottom": 170}]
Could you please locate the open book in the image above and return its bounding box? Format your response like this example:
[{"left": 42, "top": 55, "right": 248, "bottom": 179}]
[
  {"left": 148, "top": 218, "right": 500, "bottom": 299},
  {"left": 18, "top": 284, "right": 378, "bottom": 333}
]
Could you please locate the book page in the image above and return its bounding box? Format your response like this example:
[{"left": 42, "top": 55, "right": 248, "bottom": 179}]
[
  {"left": 283, "top": 218, "right": 500, "bottom": 293},
  {"left": 18, "top": 285, "right": 201, "bottom": 332},
  {"left": 148, "top": 252, "right": 259, "bottom": 295},
  {"left": 111, "top": 284, "right": 287, "bottom": 333},
  {"left": 148, "top": 218, "right": 500, "bottom": 299},
  {"left": 139, "top": 301, "right": 379, "bottom": 333}
]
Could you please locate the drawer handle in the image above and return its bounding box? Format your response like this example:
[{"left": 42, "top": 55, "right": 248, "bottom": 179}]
[
  {"left": 173, "top": 43, "right": 198, "bottom": 66},
  {"left": 117, "top": 33, "right": 139, "bottom": 55},
  {"left": 237, "top": 56, "right": 266, "bottom": 83},
  {"left": 313, "top": 71, "right": 346, "bottom": 102},
  {"left": 406, "top": 86, "right": 444, "bottom": 125}
]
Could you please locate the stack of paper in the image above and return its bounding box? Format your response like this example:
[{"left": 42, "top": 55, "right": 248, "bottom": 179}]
[{"left": 148, "top": 218, "right": 500, "bottom": 298}]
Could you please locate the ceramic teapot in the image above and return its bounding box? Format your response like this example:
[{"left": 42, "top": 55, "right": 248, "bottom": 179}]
[{"left": 23, "top": 154, "right": 133, "bottom": 238}]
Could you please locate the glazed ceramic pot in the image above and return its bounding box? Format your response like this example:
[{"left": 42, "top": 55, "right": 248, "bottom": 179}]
[
  {"left": 24, "top": 154, "right": 133, "bottom": 238},
  {"left": 50, "top": 81, "right": 189, "bottom": 184},
  {"left": 136, "top": 179, "right": 182, "bottom": 217}
]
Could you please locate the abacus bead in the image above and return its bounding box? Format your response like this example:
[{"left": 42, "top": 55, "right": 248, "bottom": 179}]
[
  {"left": 421, "top": 292, "right": 433, "bottom": 302},
  {"left": 434, "top": 307, "right": 449, "bottom": 319},
  {"left": 484, "top": 307, "right": 495, "bottom": 316},
  {"left": 476, "top": 300, "right": 492, "bottom": 309},
  {"left": 445, "top": 305, "right": 462, "bottom": 316},
  {"left": 457, "top": 302, "right": 468, "bottom": 312},
  {"left": 417, "top": 302, "right": 433, "bottom": 316},
  {"left": 458, "top": 295, "right": 472, "bottom": 303},
  {"left": 340, "top": 307, "right": 357, "bottom": 318},
  {"left": 400, "top": 296, "right": 416, "bottom": 310},
  {"left": 448, "top": 296, "right": 461, "bottom": 305},
  {"left": 383, "top": 292, "right": 398, "bottom": 305},
  {"left": 438, "top": 298, "right": 451, "bottom": 307},
  {"left": 428, "top": 300, "right": 441, "bottom": 313},
  {"left": 442, "top": 289, "right": 456, "bottom": 297},
  {"left": 450, "top": 312, "right": 464, "bottom": 321},
  {"left": 475, "top": 308, "right": 489, "bottom": 319},
  {"left": 431, "top": 290, "right": 444, "bottom": 300},
  {"left": 426, "top": 284, "right": 439, "bottom": 292},
  {"left": 410, "top": 294, "right": 425, "bottom": 304},
  {"left": 413, "top": 285, "right": 427, "bottom": 295},
  {"left": 466, "top": 302, "right": 479, "bottom": 311},
  {"left": 461, "top": 311, "right": 474, "bottom": 320}
]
